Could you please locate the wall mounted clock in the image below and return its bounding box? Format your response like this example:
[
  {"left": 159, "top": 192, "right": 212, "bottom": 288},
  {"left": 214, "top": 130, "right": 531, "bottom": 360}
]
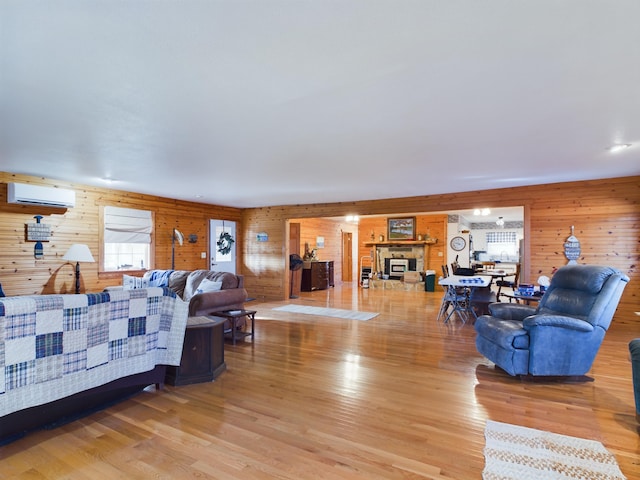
[{"left": 450, "top": 236, "right": 466, "bottom": 251}]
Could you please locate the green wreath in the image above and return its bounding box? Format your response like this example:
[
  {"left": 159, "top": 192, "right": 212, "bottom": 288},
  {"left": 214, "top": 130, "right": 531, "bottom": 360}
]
[{"left": 217, "top": 231, "right": 235, "bottom": 255}]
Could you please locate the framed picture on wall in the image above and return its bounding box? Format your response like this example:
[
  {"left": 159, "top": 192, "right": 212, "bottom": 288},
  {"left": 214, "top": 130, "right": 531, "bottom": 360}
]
[{"left": 387, "top": 217, "right": 416, "bottom": 241}]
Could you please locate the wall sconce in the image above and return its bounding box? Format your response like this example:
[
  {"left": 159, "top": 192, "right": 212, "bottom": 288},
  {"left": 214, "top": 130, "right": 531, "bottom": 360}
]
[
  {"left": 188, "top": 234, "right": 198, "bottom": 243},
  {"left": 62, "top": 244, "right": 95, "bottom": 294}
]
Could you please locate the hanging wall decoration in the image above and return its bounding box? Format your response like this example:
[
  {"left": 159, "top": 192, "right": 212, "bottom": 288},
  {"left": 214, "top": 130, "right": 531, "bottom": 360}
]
[
  {"left": 563, "top": 225, "right": 581, "bottom": 264},
  {"left": 217, "top": 221, "right": 235, "bottom": 255},
  {"left": 26, "top": 215, "right": 51, "bottom": 259}
]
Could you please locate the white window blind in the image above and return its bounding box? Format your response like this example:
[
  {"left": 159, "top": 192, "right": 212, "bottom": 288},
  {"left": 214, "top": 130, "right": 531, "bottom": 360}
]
[
  {"left": 104, "top": 207, "right": 152, "bottom": 244},
  {"left": 486, "top": 231, "right": 517, "bottom": 243}
]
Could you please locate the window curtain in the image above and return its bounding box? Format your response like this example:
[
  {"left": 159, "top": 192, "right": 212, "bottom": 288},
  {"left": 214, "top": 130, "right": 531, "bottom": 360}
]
[{"left": 104, "top": 206, "right": 152, "bottom": 243}]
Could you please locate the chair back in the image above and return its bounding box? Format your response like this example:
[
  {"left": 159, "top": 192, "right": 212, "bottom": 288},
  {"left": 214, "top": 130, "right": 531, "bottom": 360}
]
[
  {"left": 512, "top": 263, "right": 521, "bottom": 285},
  {"left": 450, "top": 259, "right": 460, "bottom": 274},
  {"left": 536, "top": 264, "right": 629, "bottom": 330}
]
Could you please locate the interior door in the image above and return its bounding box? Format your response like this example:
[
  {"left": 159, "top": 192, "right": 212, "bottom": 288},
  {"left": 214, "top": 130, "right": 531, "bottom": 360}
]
[
  {"left": 289, "top": 222, "right": 302, "bottom": 298},
  {"left": 209, "top": 219, "right": 236, "bottom": 274},
  {"left": 342, "top": 232, "right": 352, "bottom": 282}
]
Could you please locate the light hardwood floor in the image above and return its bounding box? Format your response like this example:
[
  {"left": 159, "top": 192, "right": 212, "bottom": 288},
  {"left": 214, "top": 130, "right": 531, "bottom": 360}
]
[{"left": 1, "top": 284, "right": 638, "bottom": 479}]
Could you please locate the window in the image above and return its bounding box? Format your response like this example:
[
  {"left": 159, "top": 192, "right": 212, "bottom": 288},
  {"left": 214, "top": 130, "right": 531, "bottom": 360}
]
[
  {"left": 103, "top": 206, "right": 153, "bottom": 271},
  {"left": 486, "top": 231, "right": 518, "bottom": 262}
]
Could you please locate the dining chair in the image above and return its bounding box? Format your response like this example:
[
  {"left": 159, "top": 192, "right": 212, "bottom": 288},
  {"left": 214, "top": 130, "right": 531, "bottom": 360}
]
[
  {"left": 496, "top": 263, "right": 520, "bottom": 301},
  {"left": 441, "top": 264, "right": 449, "bottom": 278},
  {"left": 450, "top": 260, "right": 460, "bottom": 275},
  {"left": 437, "top": 283, "right": 471, "bottom": 323},
  {"left": 437, "top": 267, "right": 472, "bottom": 323}
]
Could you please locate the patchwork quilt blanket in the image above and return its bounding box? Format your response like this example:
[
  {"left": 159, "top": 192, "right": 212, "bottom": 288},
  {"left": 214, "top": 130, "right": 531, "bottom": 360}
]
[{"left": 0, "top": 287, "right": 188, "bottom": 417}]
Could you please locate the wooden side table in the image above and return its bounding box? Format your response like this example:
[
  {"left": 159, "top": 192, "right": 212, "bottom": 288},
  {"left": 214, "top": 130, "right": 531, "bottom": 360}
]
[
  {"left": 165, "top": 316, "right": 226, "bottom": 386},
  {"left": 212, "top": 309, "right": 256, "bottom": 345}
]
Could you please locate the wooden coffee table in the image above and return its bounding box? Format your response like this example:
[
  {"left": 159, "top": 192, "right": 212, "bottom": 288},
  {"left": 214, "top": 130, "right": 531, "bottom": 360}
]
[{"left": 212, "top": 309, "right": 256, "bottom": 345}]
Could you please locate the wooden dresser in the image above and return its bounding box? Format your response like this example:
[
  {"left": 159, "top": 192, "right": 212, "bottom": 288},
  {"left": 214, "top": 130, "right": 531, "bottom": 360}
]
[{"left": 301, "top": 260, "right": 334, "bottom": 291}]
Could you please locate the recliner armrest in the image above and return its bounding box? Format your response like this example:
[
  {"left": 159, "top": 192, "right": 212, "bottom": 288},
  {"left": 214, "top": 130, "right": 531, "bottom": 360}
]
[
  {"left": 487, "top": 303, "right": 536, "bottom": 321},
  {"left": 523, "top": 314, "right": 594, "bottom": 332}
]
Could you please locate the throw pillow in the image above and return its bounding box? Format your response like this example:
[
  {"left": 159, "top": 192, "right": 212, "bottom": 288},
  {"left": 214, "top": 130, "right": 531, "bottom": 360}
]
[
  {"left": 196, "top": 278, "right": 223, "bottom": 294},
  {"left": 122, "top": 274, "right": 149, "bottom": 290}
]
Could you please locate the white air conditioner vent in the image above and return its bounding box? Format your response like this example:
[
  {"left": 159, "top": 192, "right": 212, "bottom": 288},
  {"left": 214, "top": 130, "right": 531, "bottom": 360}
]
[{"left": 7, "top": 183, "right": 76, "bottom": 208}]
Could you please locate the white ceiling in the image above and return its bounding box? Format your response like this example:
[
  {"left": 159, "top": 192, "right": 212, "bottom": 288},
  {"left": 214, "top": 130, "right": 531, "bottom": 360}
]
[{"left": 1, "top": 1, "right": 639, "bottom": 208}]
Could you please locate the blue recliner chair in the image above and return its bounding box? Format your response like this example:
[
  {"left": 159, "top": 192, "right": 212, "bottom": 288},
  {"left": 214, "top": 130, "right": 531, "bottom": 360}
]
[
  {"left": 474, "top": 264, "right": 629, "bottom": 377},
  {"left": 630, "top": 339, "right": 640, "bottom": 422}
]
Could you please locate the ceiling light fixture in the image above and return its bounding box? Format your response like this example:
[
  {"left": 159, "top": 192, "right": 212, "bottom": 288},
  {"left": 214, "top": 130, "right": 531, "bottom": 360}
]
[
  {"left": 607, "top": 143, "right": 631, "bottom": 153},
  {"left": 474, "top": 208, "right": 491, "bottom": 216}
]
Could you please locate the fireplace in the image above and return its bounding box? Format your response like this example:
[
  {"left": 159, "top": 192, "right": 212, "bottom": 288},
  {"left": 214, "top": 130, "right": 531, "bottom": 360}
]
[{"left": 385, "top": 258, "right": 417, "bottom": 279}]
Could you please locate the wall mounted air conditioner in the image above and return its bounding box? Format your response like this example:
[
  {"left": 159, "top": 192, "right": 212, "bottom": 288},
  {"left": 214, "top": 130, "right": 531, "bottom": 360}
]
[{"left": 7, "top": 182, "right": 76, "bottom": 208}]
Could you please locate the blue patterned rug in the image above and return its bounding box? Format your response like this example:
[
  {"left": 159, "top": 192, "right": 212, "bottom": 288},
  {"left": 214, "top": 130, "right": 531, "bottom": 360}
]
[{"left": 273, "top": 305, "right": 378, "bottom": 321}]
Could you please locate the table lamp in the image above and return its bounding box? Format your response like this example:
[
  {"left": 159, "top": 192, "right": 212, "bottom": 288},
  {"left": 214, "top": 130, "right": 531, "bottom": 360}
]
[{"left": 63, "top": 244, "right": 96, "bottom": 294}]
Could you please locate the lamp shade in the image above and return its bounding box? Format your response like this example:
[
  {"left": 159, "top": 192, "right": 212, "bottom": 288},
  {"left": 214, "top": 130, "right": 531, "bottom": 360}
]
[
  {"left": 173, "top": 228, "right": 184, "bottom": 246},
  {"left": 63, "top": 244, "right": 95, "bottom": 263}
]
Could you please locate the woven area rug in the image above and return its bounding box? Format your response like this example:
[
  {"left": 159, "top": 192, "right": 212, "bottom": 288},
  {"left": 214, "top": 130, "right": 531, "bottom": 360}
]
[
  {"left": 273, "top": 305, "right": 378, "bottom": 321},
  {"left": 483, "top": 420, "right": 626, "bottom": 480}
]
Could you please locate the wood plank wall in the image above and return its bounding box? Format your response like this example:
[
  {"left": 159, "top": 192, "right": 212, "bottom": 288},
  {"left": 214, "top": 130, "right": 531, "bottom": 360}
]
[
  {"left": 2, "top": 172, "right": 638, "bottom": 325},
  {"left": 242, "top": 176, "right": 639, "bottom": 325},
  {"left": 297, "top": 217, "right": 344, "bottom": 284},
  {"left": 0, "top": 172, "right": 241, "bottom": 296}
]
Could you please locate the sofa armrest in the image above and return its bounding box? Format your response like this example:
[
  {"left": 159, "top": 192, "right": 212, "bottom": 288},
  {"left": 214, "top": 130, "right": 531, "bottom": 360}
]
[
  {"left": 487, "top": 302, "right": 537, "bottom": 321},
  {"left": 104, "top": 285, "right": 124, "bottom": 292},
  {"left": 523, "top": 314, "right": 594, "bottom": 332},
  {"left": 188, "top": 288, "right": 248, "bottom": 316}
]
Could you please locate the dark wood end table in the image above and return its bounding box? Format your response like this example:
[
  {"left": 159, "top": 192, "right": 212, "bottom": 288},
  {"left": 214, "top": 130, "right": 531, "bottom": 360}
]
[
  {"left": 212, "top": 309, "right": 256, "bottom": 345},
  {"left": 165, "top": 316, "right": 227, "bottom": 386}
]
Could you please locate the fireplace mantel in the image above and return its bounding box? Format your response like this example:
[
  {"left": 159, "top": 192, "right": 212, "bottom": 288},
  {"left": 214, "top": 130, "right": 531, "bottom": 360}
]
[{"left": 364, "top": 239, "right": 437, "bottom": 247}]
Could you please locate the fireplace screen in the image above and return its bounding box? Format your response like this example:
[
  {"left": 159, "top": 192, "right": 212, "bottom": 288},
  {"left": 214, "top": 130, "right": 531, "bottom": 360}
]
[{"left": 385, "top": 258, "right": 417, "bottom": 279}]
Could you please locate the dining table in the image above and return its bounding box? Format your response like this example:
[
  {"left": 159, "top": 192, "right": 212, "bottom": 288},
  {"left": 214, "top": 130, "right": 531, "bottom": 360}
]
[
  {"left": 476, "top": 269, "right": 515, "bottom": 282},
  {"left": 477, "top": 269, "right": 517, "bottom": 301},
  {"left": 438, "top": 274, "right": 492, "bottom": 323}
]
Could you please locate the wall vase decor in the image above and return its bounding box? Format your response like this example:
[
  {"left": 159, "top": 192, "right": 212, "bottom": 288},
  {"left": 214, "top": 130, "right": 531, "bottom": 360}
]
[{"left": 563, "top": 225, "right": 581, "bottom": 264}]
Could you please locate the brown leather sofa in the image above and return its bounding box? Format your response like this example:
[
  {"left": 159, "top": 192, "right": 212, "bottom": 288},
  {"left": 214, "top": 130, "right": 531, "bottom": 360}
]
[{"left": 142, "top": 269, "right": 247, "bottom": 317}]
